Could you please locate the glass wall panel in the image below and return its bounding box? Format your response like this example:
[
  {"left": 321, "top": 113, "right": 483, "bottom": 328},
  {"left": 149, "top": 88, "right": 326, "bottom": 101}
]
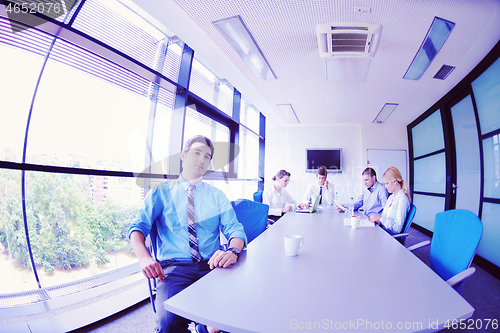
[
  {"left": 238, "top": 127, "right": 259, "bottom": 179},
  {"left": 477, "top": 203, "right": 500, "bottom": 268},
  {"left": 26, "top": 39, "right": 151, "bottom": 173},
  {"left": 482, "top": 134, "right": 500, "bottom": 199},
  {"left": 184, "top": 107, "right": 230, "bottom": 173},
  {"left": 471, "top": 57, "right": 500, "bottom": 135},
  {"left": 72, "top": 0, "right": 167, "bottom": 71},
  {"left": 0, "top": 18, "right": 52, "bottom": 163},
  {"left": 450, "top": 95, "right": 481, "bottom": 215},
  {"left": 411, "top": 109, "right": 445, "bottom": 158},
  {"left": 240, "top": 97, "right": 260, "bottom": 133},
  {"left": 412, "top": 194, "right": 445, "bottom": 232},
  {"left": 0, "top": 170, "right": 39, "bottom": 294},
  {"left": 413, "top": 153, "right": 446, "bottom": 194},
  {"left": 25, "top": 171, "right": 140, "bottom": 288}
]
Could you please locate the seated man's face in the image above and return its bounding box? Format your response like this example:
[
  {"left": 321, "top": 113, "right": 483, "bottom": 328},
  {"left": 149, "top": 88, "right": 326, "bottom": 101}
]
[
  {"left": 362, "top": 174, "right": 376, "bottom": 189},
  {"left": 181, "top": 142, "right": 212, "bottom": 180},
  {"left": 317, "top": 175, "right": 326, "bottom": 186}
]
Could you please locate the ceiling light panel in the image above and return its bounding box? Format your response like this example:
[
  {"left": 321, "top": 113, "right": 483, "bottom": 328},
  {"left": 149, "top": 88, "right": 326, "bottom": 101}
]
[
  {"left": 213, "top": 15, "right": 276, "bottom": 81},
  {"left": 403, "top": 17, "right": 455, "bottom": 80}
]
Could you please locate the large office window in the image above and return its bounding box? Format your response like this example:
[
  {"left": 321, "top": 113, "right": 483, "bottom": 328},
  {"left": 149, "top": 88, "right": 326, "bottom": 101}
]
[{"left": 0, "top": 0, "right": 265, "bottom": 308}]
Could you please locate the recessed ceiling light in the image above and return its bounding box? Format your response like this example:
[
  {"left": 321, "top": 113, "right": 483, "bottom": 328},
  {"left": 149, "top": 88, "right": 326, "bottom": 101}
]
[
  {"left": 213, "top": 16, "right": 276, "bottom": 81},
  {"left": 373, "top": 103, "right": 398, "bottom": 123},
  {"left": 403, "top": 17, "right": 455, "bottom": 80},
  {"left": 277, "top": 104, "right": 299, "bottom": 124}
]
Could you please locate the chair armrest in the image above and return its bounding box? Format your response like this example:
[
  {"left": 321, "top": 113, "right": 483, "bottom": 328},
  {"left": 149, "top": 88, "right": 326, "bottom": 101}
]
[
  {"left": 407, "top": 240, "right": 430, "bottom": 251},
  {"left": 446, "top": 267, "right": 476, "bottom": 287},
  {"left": 393, "top": 233, "right": 409, "bottom": 239}
]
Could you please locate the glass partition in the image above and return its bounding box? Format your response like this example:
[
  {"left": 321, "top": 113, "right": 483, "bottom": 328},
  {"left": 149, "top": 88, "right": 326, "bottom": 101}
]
[
  {"left": 483, "top": 134, "right": 500, "bottom": 200},
  {"left": 413, "top": 153, "right": 446, "bottom": 194},
  {"left": 411, "top": 110, "right": 444, "bottom": 158},
  {"left": 471, "top": 57, "right": 500, "bottom": 134}
]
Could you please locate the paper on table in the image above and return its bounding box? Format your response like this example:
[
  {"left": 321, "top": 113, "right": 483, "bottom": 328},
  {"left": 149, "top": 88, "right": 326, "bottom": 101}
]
[{"left": 343, "top": 218, "right": 375, "bottom": 227}]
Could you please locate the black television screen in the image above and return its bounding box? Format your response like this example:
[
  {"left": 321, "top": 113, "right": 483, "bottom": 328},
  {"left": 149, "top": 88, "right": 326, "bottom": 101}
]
[{"left": 306, "top": 149, "right": 342, "bottom": 173}]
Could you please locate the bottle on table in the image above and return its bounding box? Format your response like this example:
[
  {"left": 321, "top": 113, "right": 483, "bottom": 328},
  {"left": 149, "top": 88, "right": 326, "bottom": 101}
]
[{"left": 349, "top": 197, "right": 354, "bottom": 217}]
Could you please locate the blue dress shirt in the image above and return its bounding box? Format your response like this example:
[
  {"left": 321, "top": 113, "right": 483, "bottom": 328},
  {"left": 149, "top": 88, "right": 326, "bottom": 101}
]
[
  {"left": 128, "top": 177, "right": 247, "bottom": 261},
  {"left": 353, "top": 181, "right": 389, "bottom": 218}
]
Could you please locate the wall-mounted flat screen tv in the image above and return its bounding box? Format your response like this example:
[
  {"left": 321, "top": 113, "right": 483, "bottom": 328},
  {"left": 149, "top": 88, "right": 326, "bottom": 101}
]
[{"left": 306, "top": 149, "right": 342, "bottom": 173}]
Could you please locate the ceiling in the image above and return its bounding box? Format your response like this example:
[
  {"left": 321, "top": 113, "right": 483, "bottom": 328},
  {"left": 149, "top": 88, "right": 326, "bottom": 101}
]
[{"left": 134, "top": 0, "right": 500, "bottom": 127}]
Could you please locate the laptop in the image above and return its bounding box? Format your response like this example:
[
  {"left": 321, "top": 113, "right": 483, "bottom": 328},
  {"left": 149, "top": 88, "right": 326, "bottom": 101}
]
[{"left": 296, "top": 195, "right": 319, "bottom": 213}]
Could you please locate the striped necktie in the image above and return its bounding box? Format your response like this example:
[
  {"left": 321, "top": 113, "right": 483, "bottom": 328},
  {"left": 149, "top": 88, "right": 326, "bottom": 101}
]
[
  {"left": 187, "top": 185, "right": 203, "bottom": 263},
  {"left": 319, "top": 186, "right": 323, "bottom": 204}
]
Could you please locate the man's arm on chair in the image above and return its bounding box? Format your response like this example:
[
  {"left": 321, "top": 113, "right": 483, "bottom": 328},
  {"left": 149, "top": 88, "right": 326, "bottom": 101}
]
[{"left": 130, "top": 231, "right": 166, "bottom": 281}]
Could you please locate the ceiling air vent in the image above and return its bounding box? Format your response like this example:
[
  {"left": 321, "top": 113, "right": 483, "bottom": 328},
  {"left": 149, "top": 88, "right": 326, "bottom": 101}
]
[
  {"left": 433, "top": 65, "right": 455, "bottom": 80},
  {"left": 316, "top": 22, "right": 382, "bottom": 58}
]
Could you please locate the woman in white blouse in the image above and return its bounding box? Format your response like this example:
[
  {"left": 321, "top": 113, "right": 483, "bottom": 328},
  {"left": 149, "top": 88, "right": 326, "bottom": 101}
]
[
  {"left": 369, "top": 166, "right": 411, "bottom": 235},
  {"left": 263, "top": 170, "right": 305, "bottom": 222}
]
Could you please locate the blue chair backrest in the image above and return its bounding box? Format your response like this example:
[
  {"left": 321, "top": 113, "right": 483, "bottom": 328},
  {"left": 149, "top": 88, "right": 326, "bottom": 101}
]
[
  {"left": 429, "top": 209, "right": 483, "bottom": 281},
  {"left": 231, "top": 199, "right": 269, "bottom": 244},
  {"left": 402, "top": 204, "right": 417, "bottom": 234},
  {"left": 253, "top": 190, "right": 264, "bottom": 203}
]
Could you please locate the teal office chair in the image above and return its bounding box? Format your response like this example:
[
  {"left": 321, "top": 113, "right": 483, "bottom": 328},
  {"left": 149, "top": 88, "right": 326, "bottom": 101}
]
[
  {"left": 407, "top": 209, "right": 483, "bottom": 294},
  {"left": 253, "top": 190, "right": 264, "bottom": 203},
  {"left": 393, "top": 204, "right": 417, "bottom": 245},
  {"left": 231, "top": 199, "right": 269, "bottom": 243}
]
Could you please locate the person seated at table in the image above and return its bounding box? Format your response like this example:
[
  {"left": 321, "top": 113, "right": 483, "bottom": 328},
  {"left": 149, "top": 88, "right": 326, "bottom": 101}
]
[
  {"left": 128, "top": 135, "right": 247, "bottom": 333},
  {"left": 302, "top": 166, "right": 334, "bottom": 207},
  {"left": 337, "top": 167, "right": 389, "bottom": 218},
  {"left": 263, "top": 169, "right": 305, "bottom": 222},
  {"left": 369, "top": 166, "right": 411, "bottom": 235}
]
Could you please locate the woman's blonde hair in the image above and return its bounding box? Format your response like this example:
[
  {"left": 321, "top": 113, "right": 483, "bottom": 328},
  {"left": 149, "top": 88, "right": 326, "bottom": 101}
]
[{"left": 383, "top": 166, "right": 410, "bottom": 202}]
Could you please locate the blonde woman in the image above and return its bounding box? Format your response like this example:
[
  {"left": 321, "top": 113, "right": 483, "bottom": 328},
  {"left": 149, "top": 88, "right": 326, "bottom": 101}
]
[{"left": 369, "top": 167, "right": 411, "bottom": 235}]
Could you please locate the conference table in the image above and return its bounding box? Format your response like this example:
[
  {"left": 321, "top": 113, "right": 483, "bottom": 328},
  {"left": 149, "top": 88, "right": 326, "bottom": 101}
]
[{"left": 164, "top": 206, "right": 474, "bottom": 332}]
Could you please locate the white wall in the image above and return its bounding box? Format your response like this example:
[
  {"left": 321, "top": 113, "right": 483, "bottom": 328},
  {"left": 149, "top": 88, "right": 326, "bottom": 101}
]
[{"left": 265, "top": 123, "right": 408, "bottom": 204}]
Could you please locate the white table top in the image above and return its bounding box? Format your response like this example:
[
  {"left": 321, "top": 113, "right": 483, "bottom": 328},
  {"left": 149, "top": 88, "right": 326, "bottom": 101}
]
[{"left": 165, "top": 207, "right": 474, "bottom": 332}]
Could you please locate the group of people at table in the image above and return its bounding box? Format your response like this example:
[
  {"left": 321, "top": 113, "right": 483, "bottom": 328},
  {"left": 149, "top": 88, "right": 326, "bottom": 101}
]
[
  {"left": 263, "top": 165, "right": 411, "bottom": 235},
  {"left": 127, "top": 135, "right": 412, "bottom": 333}
]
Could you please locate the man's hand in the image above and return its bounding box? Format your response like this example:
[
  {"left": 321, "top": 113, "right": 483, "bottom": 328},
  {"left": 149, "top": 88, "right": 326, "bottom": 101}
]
[
  {"left": 208, "top": 250, "right": 238, "bottom": 269},
  {"left": 324, "top": 180, "right": 329, "bottom": 190},
  {"left": 139, "top": 256, "right": 166, "bottom": 281},
  {"left": 282, "top": 205, "right": 292, "bottom": 213}
]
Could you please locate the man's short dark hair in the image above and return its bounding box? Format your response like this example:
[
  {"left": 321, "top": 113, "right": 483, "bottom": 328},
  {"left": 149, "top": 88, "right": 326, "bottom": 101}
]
[
  {"left": 362, "top": 167, "right": 377, "bottom": 178},
  {"left": 317, "top": 166, "right": 328, "bottom": 177},
  {"left": 183, "top": 135, "right": 214, "bottom": 160}
]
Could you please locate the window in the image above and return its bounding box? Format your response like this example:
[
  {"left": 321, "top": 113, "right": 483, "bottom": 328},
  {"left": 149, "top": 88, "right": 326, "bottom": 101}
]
[{"left": 189, "top": 57, "right": 233, "bottom": 116}]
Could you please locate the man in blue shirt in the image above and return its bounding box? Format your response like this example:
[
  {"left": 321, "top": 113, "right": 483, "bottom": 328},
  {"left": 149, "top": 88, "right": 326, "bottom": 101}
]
[
  {"left": 128, "top": 135, "right": 247, "bottom": 333},
  {"left": 338, "top": 167, "right": 389, "bottom": 218}
]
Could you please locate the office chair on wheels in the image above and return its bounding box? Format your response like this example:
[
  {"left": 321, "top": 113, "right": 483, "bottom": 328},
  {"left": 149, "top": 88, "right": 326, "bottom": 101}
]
[{"left": 407, "top": 209, "right": 483, "bottom": 294}]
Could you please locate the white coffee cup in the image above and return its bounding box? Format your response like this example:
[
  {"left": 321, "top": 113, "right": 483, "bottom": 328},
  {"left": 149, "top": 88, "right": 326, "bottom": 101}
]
[
  {"left": 284, "top": 234, "right": 304, "bottom": 256},
  {"left": 351, "top": 216, "right": 361, "bottom": 229},
  {"left": 291, "top": 202, "right": 297, "bottom": 211}
]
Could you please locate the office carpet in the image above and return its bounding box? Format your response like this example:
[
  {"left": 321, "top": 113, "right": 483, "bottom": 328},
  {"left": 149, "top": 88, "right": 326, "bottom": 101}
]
[{"left": 75, "top": 227, "right": 500, "bottom": 333}]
